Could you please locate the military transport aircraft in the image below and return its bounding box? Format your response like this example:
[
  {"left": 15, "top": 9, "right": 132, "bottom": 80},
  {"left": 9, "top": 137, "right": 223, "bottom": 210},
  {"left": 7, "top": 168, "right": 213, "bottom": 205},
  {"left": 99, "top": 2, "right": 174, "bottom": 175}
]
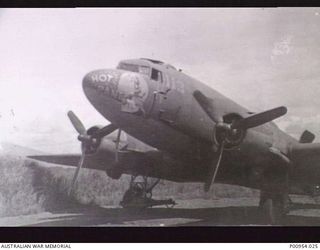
[{"left": 29, "top": 58, "right": 320, "bottom": 224}]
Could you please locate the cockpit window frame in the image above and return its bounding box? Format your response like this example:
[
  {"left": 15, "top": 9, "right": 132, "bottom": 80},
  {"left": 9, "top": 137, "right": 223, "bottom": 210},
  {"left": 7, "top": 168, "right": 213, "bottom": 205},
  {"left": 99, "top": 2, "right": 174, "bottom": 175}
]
[
  {"left": 138, "top": 65, "right": 150, "bottom": 76},
  {"left": 117, "top": 62, "right": 164, "bottom": 83},
  {"left": 151, "top": 68, "right": 163, "bottom": 83},
  {"left": 117, "top": 63, "right": 151, "bottom": 77}
]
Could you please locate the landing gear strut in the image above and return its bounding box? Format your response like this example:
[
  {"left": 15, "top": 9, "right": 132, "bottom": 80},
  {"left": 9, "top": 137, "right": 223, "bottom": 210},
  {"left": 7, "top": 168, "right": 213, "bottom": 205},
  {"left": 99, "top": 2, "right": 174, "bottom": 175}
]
[
  {"left": 259, "top": 191, "right": 290, "bottom": 225},
  {"left": 120, "top": 176, "right": 176, "bottom": 209},
  {"left": 258, "top": 162, "right": 291, "bottom": 225}
]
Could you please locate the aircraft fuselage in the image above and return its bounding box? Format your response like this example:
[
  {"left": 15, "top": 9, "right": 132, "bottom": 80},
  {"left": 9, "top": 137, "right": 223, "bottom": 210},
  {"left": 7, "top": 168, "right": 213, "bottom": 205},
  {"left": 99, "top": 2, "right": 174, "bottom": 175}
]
[{"left": 82, "top": 58, "right": 310, "bottom": 190}]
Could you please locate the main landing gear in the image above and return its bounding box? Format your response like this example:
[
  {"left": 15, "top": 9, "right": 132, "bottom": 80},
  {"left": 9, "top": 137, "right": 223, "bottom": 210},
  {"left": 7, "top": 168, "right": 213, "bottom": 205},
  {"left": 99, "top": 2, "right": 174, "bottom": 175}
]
[
  {"left": 259, "top": 168, "right": 291, "bottom": 225},
  {"left": 259, "top": 190, "right": 291, "bottom": 225},
  {"left": 120, "top": 176, "right": 176, "bottom": 209}
]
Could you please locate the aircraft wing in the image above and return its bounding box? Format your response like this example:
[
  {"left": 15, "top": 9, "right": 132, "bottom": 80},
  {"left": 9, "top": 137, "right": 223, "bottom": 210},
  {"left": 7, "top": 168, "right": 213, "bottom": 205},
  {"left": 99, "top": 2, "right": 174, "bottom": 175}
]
[
  {"left": 27, "top": 147, "right": 159, "bottom": 173},
  {"left": 290, "top": 143, "right": 320, "bottom": 165},
  {"left": 26, "top": 125, "right": 159, "bottom": 174},
  {"left": 28, "top": 154, "right": 81, "bottom": 167},
  {"left": 266, "top": 142, "right": 320, "bottom": 169}
]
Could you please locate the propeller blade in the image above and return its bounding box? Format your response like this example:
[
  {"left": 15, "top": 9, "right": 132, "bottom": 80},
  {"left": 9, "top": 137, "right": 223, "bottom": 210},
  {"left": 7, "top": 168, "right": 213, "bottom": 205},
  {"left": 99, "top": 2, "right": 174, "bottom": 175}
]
[
  {"left": 115, "top": 129, "right": 122, "bottom": 162},
  {"left": 204, "top": 140, "right": 225, "bottom": 192},
  {"left": 193, "top": 90, "right": 222, "bottom": 123},
  {"left": 67, "top": 111, "right": 86, "bottom": 135},
  {"left": 92, "top": 124, "right": 118, "bottom": 139},
  {"left": 231, "top": 106, "right": 287, "bottom": 130},
  {"left": 69, "top": 146, "right": 86, "bottom": 195}
]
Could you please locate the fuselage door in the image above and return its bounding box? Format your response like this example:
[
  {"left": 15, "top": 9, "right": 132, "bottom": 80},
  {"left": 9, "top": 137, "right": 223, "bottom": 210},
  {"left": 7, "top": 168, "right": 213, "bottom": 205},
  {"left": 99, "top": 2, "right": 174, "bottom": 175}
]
[{"left": 151, "top": 68, "right": 182, "bottom": 125}]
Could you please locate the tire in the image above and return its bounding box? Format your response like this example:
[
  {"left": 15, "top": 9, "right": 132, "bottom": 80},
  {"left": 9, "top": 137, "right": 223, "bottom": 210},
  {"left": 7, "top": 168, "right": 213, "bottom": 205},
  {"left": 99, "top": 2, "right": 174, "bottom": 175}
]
[{"left": 106, "top": 168, "right": 122, "bottom": 179}]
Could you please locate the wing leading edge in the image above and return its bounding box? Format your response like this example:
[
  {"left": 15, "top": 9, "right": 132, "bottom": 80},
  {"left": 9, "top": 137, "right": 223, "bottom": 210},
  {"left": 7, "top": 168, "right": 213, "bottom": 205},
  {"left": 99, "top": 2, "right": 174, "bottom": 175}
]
[{"left": 28, "top": 154, "right": 81, "bottom": 167}]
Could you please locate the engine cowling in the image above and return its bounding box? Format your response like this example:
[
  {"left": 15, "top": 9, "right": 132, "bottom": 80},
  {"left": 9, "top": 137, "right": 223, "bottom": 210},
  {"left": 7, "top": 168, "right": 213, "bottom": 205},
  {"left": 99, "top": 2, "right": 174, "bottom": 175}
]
[
  {"left": 213, "top": 113, "right": 246, "bottom": 150},
  {"left": 84, "top": 125, "right": 104, "bottom": 154}
]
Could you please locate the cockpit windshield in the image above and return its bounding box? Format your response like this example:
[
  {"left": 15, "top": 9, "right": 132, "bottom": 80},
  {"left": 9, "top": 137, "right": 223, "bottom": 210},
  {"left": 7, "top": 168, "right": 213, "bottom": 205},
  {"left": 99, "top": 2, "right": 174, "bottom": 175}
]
[{"left": 117, "top": 63, "right": 150, "bottom": 76}]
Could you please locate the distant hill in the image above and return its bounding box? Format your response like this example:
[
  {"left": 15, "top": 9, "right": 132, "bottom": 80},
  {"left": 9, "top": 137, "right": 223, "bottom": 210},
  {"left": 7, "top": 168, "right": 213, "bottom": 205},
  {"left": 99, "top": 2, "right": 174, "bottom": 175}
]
[{"left": 0, "top": 142, "right": 45, "bottom": 157}]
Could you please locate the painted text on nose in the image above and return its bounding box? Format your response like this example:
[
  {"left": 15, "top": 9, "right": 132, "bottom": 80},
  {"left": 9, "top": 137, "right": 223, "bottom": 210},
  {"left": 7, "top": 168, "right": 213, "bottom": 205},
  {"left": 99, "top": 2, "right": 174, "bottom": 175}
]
[{"left": 91, "top": 73, "right": 114, "bottom": 83}]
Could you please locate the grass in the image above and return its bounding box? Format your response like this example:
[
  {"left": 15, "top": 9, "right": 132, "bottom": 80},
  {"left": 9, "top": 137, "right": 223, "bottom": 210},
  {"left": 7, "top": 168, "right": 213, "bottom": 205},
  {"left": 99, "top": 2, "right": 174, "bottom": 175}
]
[
  {"left": 0, "top": 153, "right": 258, "bottom": 217},
  {"left": 0, "top": 155, "right": 44, "bottom": 216}
]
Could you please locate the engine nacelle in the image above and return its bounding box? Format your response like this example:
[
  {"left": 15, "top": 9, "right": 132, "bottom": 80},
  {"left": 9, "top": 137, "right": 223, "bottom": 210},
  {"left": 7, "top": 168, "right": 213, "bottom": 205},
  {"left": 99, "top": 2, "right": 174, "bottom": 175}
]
[{"left": 86, "top": 126, "right": 126, "bottom": 179}]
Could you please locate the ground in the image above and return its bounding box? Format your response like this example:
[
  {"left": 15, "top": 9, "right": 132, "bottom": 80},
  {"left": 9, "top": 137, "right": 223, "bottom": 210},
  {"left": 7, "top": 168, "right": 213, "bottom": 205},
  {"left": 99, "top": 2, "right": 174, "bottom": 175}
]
[
  {"left": 1, "top": 153, "right": 320, "bottom": 226},
  {"left": 1, "top": 196, "right": 320, "bottom": 226}
]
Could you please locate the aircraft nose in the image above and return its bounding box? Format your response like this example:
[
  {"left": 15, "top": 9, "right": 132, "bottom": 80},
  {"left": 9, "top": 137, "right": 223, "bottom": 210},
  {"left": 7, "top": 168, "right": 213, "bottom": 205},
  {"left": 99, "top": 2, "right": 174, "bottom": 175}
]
[
  {"left": 82, "top": 72, "right": 93, "bottom": 90},
  {"left": 82, "top": 69, "right": 150, "bottom": 114},
  {"left": 82, "top": 69, "right": 120, "bottom": 92}
]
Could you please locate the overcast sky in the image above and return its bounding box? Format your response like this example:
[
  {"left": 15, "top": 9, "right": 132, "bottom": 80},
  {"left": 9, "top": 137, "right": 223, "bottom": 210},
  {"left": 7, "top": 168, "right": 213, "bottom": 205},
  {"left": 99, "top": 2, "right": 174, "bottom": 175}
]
[{"left": 1, "top": 8, "right": 320, "bottom": 153}]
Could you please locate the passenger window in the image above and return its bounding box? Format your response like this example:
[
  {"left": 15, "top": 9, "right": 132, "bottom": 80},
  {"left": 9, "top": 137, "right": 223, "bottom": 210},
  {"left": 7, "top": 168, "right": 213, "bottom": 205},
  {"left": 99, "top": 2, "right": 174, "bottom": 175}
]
[{"left": 151, "top": 68, "right": 163, "bottom": 82}]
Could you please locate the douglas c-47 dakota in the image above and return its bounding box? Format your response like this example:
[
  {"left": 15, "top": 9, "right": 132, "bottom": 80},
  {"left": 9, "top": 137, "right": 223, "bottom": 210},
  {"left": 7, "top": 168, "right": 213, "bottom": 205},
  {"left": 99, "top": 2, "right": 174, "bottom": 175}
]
[{"left": 29, "top": 58, "right": 320, "bottom": 224}]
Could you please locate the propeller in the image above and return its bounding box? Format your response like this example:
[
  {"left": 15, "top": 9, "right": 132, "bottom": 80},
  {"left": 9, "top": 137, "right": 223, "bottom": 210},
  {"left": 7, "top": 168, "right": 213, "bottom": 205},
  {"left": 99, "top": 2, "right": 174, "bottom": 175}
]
[
  {"left": 67, "top": 111, "right": 117, "bottom": 195},
  {"left": 204, "top": 140, "right": 225, "bottom": 192},
  {"left": 69, "top": 145, "right": 86, "bottom": 195},
  {"left": 193, "top": 90, "right": 287, "bottom": 192},
  {"left": 115, "top": 129, "right": 122, "bottom": 163},
  {"left": 230, "top": 106, "right": 287, "bottom": 130}
]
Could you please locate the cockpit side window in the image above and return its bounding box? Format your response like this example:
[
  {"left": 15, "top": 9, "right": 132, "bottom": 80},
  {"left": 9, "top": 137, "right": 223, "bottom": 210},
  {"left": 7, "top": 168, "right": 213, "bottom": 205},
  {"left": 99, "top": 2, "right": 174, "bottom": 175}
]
[{"left": 151, "top": 68, "right": 163, "bottom": 82}]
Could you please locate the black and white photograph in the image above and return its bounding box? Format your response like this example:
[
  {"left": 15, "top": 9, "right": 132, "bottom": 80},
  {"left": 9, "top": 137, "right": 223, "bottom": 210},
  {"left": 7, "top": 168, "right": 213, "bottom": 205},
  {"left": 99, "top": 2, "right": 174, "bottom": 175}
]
[{"left": 1, "top": 7, "right": 320, "bottom": 228}]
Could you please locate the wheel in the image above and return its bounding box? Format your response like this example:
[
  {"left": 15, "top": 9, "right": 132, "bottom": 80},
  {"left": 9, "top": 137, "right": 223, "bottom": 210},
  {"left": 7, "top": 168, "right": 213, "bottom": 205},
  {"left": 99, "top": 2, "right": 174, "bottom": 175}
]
[
  {"left": 165, "top": 199, "right": 176, "bottom": 208},
  {"left": 120, "top": 184, "right": 150, "bottom": 210},
  {"left": 106, "top": 168, "right": 122, "bottom": 179}
]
